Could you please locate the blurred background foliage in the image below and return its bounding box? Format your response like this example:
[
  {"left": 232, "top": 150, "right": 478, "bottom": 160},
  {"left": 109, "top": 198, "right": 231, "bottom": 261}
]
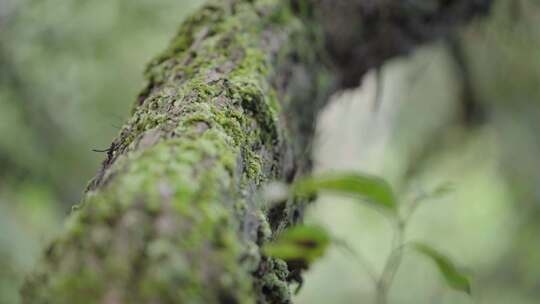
[
  {"left": 0, "top": 0, "right": 539, "bottom": 303},
  {"left": 0, "top": 0, "right": 202, "bottom": 302}
]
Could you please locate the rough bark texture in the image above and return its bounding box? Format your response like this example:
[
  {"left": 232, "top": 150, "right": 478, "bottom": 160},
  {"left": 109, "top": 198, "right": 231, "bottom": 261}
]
[{"left": 22, "top": 1, "right": 492, "bottom": 303}]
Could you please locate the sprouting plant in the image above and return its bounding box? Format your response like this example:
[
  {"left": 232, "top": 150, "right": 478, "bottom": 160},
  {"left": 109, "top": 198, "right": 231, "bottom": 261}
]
[{"left": 263, "top": 172, "right": 471, "bottom": 303}]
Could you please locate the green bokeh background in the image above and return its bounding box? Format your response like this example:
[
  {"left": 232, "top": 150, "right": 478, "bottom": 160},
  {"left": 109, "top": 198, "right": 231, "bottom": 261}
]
[{"left": 1, "top": 0, "right": 539, "bottom": 303}]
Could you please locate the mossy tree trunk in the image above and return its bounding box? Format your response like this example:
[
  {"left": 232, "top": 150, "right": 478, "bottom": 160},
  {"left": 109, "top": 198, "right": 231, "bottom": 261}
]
[{"left": 22, "top": 1, "right": 492, "bottom": 303}]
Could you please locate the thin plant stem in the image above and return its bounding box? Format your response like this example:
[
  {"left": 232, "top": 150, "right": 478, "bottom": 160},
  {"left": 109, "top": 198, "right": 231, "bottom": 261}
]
[
  {"left": 375, "top": 192, "right": 425, "bottom": 304},
  {"left": 375, "top": 219, "right": 405, "bottom": 304},
  {"left": 334, "top": 237, "right": 379, "bottom": 286}
]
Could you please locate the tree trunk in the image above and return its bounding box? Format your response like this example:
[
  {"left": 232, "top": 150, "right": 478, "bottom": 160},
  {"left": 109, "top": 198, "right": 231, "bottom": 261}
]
[{"left": 22, "top": 1, "right": 492, "bottom": 303}]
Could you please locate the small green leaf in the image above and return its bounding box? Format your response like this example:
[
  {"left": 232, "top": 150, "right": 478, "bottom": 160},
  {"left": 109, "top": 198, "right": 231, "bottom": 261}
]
[
  {"left": 292, "top": 172, "right": 396, "bottom": 210},
  {"left": 419, "top": 182, "right": 455, "bottom": 202},
  {"left": 431, "top": 182, "right": 454, "bottom": 197},
  {"left": 263, "top": 225, "right": 330, "bottom": 265},
  {"left": 413, "top": 243, "right": 471, "bottom": 295}
]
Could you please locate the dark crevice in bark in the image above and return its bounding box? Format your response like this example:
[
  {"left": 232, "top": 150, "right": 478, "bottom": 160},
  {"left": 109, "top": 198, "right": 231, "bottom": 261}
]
[{"left": 445, "top": 33, "right": 486, "bottom": 126}]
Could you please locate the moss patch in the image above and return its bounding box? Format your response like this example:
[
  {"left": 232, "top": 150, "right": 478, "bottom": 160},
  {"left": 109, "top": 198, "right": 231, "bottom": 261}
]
[{"left": 22, "top": 0, "right": 332, "bottom": 303}]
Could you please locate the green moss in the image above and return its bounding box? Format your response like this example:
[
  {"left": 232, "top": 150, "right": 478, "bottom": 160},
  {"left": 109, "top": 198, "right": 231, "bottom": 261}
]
[
  {"left": 255, "top": 258, "right": 291, "bottom": 303},
  {"left": 22, "top": 0, "right": 330, "bottom": 303},
  {"left": 246, "top": 151, "right": 263, "bottom": 181}
]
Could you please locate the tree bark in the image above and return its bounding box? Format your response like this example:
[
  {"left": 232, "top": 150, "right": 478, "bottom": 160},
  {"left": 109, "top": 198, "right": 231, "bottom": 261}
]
[{"left": 22, "top": 1, "right": 492, "bottom": 303}]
